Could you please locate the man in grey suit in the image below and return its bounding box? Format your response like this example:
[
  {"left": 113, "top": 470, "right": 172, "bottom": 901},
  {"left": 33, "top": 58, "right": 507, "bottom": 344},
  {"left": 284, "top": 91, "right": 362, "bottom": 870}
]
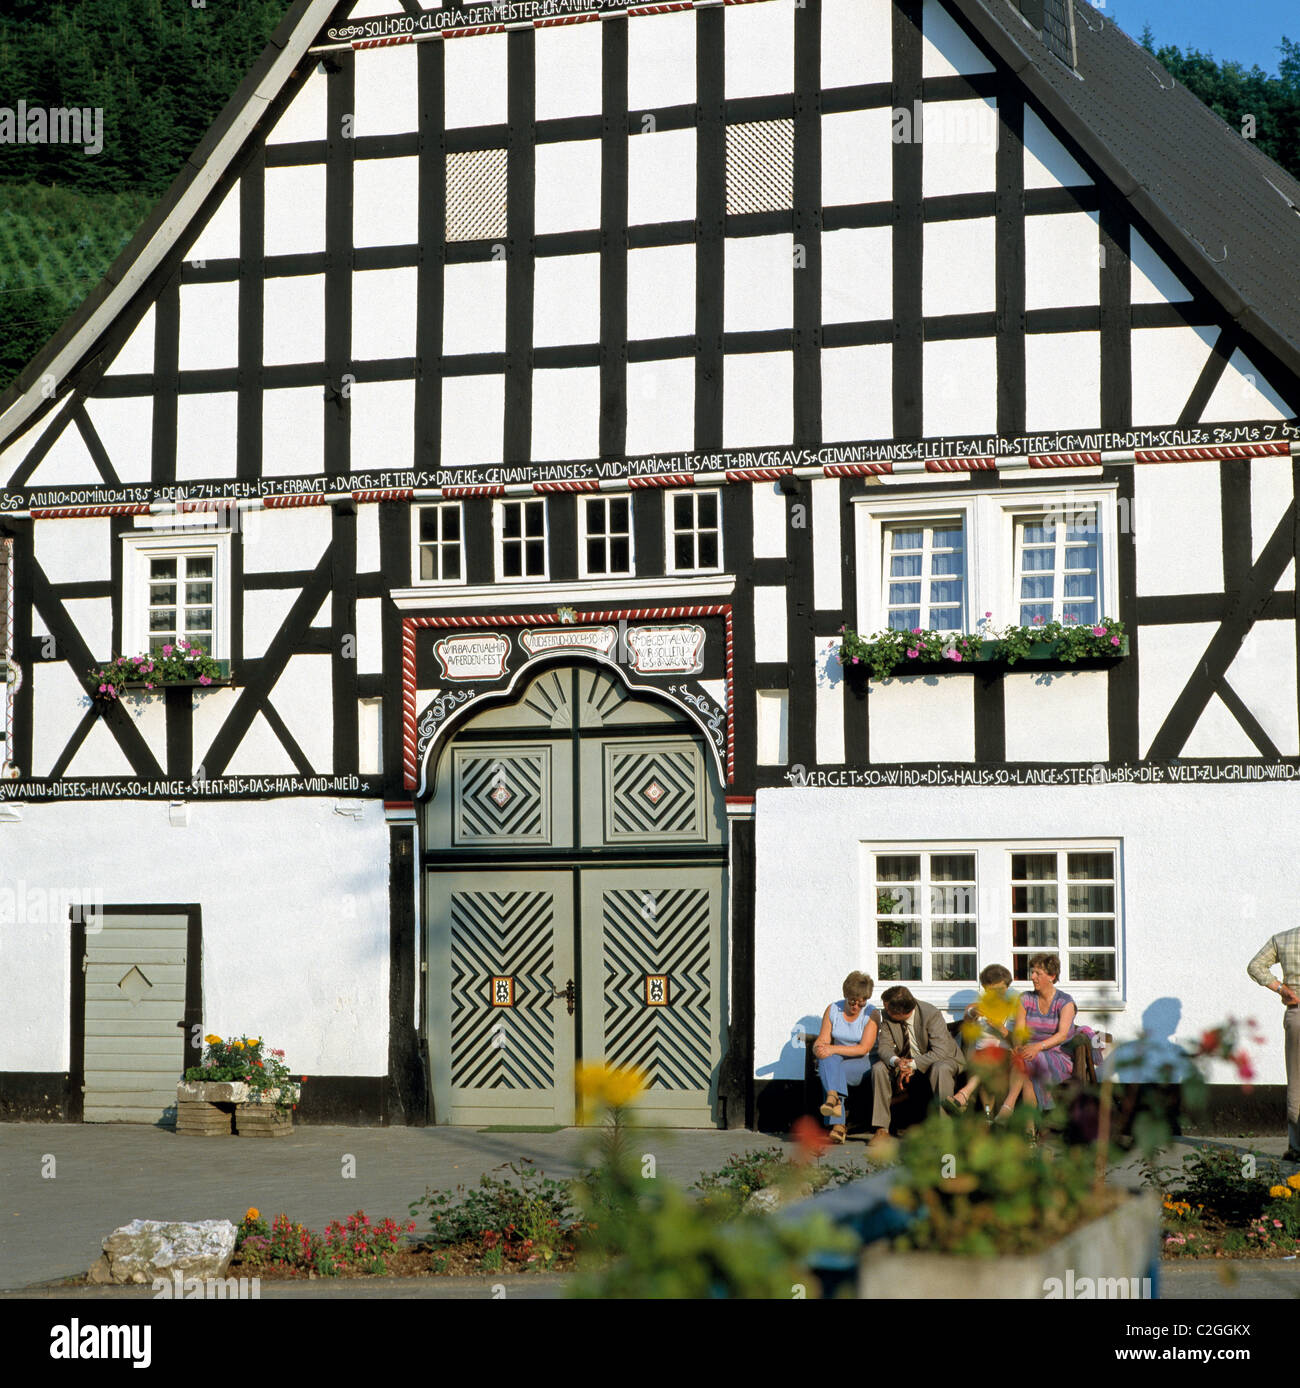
[{"left": 871, "top": 985, "right": 964, "bottom": 1135}]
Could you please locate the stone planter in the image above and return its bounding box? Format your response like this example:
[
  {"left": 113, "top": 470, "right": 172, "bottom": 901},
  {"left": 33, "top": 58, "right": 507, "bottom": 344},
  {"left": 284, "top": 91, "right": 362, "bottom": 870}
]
[
  {"left": 175, "top": 1080, "right": 297, "bottom": 1138},
  {"left": 856, "top": 1191, "right": 1162, "bottom": 1299}
]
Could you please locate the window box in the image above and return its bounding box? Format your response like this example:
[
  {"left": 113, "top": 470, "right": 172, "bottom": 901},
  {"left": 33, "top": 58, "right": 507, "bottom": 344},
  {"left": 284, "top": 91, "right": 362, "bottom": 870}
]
[
  {"left": 118, "top": 660, "right": 234, "bottom": 691},
  {"left": 837, "top": 621, "right": 1128, "bottom": 682},
  {"left": 89, "top": 652, "right": 233, "bottom": 703}
]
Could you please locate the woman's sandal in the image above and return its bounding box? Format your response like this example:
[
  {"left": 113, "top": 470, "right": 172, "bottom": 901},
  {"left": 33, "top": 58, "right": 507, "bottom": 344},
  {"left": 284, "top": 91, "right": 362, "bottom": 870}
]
[
  {"left": 829, "top": 1124, "right": 847, "bottom": 1144},
  {"left": 940, "top": 1093, "right": 969, "bottom": 1115},
  {"left": 819, "top": 1091, "right": 843, "bottom": 1118}
]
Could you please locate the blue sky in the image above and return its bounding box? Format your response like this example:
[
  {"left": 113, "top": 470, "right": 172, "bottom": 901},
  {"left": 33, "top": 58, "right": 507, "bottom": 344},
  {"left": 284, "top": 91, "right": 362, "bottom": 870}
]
[{"left": 1101, "top": 0, "right": 1296, "bottom": 75}]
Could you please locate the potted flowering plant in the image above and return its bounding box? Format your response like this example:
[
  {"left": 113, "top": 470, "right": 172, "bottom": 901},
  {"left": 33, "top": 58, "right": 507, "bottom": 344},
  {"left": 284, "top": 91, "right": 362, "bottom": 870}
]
[
  {"left": 89, "top": 642, "right": 230, "bottom": 702},
  {"left": 180, "top": 1035, "right": 302, "bottom": 1115}
]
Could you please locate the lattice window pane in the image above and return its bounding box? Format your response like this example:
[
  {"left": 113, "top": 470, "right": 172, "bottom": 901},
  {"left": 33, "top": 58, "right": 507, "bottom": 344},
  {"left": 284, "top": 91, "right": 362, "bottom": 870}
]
[
  {"left": 725, "top": 119, "right": 794, "bottom": 215},
  {"left": 446, "top": 148, "right": 508, "bottom": 242}
]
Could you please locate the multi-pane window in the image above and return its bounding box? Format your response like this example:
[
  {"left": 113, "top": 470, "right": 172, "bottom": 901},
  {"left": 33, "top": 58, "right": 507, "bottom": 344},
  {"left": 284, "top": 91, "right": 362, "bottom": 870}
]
[
  {"left": 884, "top": 521, "right": 965, "bottom": 631},
  {"left": 1014, "top": 507, "right": 1100, "bottom": 625},
  {"left": 874, "top": 852, "right": 978, "bottom": 984},
  {"left": 668, "top": 490, "right": 721, "bottom": 573},
  {"left": 1010, "top": 850, "right": 1116, "bottom": 984},
  {"left": 417, "top": 503, "right": 464, "bottom": 583},
  {"left": 581, "top": 496, "right": 633, "bottom": 577},
  {"left": 496, "top": 499, "right": 548, "bottom": 580},
  {"left": 147, "top": 553, "right": 215, "bottom": 656}
]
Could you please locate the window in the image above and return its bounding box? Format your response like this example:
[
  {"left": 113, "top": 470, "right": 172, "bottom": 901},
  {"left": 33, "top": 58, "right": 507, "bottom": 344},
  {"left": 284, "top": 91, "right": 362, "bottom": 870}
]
[
  {"left": 414, "top": 503, "right": 465, "bottom": 584},
  {"left": 122, "top": 531, "right": 231, "bottom": 660},
  {"left": 883, "top": 519, "right": 965, "bottom": 631},
  {"left": 866, "top": 840, "right": 1122, "bottom": 1002},
  {"left": 494, "top": 499, "right": 548, "bottom": 580},
  {"left": 666, "top": 489, "right": 722, "bottom": 574},
  {"left": 580, "top": 495, "right": 634, "bottom": 578},
  {"left": 1013, "top": 507, "right": 1099, "bottom": 626}
]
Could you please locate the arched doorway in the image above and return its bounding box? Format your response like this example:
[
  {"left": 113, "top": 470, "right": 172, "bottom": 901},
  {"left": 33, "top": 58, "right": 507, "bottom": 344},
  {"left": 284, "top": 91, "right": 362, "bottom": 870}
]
[{"left": 422, "top": 661, "right": 728, "bottom": 1126}]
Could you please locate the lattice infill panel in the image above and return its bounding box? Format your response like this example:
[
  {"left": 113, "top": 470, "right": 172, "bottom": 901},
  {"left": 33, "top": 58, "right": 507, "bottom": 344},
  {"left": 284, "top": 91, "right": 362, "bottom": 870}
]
[
  {"left": 446, "top": 148, "right": 508, "bottom": 242},
  {"left": 604, "top": 743, "right": 706, "bottom": 843},
  {"left": 454, "top": 746, "right": 551, "bottom": 845},
  {"left": 449, "top": 890, "right": 556, "bottom": 1091},
  {"left": 725, "top": 120, "right": 794, "bottom": 216},
  {"left": 601, "top": 887, "right": 714, "bottom": 1091}
]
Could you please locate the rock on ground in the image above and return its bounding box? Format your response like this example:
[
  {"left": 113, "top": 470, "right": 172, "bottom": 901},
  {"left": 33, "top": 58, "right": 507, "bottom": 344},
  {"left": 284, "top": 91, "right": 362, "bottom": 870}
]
[{"left": 93, "top": 1219, "right": 238, "bottom": 1285}]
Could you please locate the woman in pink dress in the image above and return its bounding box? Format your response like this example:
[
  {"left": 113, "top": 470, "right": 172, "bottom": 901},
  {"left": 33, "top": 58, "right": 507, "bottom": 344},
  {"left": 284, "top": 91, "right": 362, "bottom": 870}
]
[{"left": 998, "top": 953, "right": 1076, "bottom": 1122}]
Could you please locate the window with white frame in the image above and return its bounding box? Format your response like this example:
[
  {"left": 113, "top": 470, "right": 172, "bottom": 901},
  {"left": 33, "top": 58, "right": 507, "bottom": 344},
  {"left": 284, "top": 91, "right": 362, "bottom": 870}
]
[
  {"left": 580, "top": 495, "right": 634, "bottom": 578},
  {"left": 495, "top": 498, "right": 548, "bottom": 580},
  {"left": 122, "top": 531, "right": 231, "bottom": 660},
  {"left": 414, "top": 502, "right": 465, "bottom": 584},
  {"left": 867, "top": 840, "right": 1122, "bottom": 1000},
  {"left": 854, "top": 486, "right": 1118, "bottom": 635},
  {"left": 666, "top": 489, "right": 722, "bottom": 574}
]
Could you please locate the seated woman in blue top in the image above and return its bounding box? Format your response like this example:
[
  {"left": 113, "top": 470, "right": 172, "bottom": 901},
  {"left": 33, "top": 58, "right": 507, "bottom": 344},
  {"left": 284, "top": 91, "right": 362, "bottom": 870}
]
[{"left": 812, "top": 971, "right": 878, "bottom": 1143}]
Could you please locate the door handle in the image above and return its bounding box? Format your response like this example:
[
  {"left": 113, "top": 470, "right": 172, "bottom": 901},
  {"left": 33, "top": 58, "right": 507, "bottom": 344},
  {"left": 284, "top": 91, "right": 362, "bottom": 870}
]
[{"left": 553, "top": 979, "right": 575, "bottom": 1016}]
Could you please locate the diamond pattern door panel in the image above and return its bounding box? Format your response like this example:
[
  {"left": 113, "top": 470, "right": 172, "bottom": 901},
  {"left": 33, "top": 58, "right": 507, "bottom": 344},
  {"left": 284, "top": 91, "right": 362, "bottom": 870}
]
[
  {"left": 603, "top": 739, "right": 707, "bottom": 845},
  {"left": 453, "top": 745, "right": 551, "bottom": 846}
]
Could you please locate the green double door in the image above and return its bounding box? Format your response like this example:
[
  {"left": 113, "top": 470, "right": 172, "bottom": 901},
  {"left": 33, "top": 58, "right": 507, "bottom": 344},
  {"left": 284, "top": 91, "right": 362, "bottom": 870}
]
[{"left": 423, "top": 665, "right": 727, "bottom": 1127}]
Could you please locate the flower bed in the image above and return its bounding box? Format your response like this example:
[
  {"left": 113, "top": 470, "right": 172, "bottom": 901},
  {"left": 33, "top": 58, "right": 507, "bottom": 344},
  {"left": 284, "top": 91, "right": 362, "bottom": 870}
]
[{"left": 1153, "top": 1149, "right": 1300, "bottom": 1259}]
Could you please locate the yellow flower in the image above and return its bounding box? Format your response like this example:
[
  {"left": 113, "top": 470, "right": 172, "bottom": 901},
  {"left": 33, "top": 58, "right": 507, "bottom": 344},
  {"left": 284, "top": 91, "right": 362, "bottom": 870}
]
[
  {"left": 1270, "top": 1185, "right": 1294, "bottom": 1200},
  {"left": 1289, "top": 1173, "right": 1300, "bottom": 1192},
  {"left": 204, "top": 1034, "right": 223, "bottom": 1045},
  {"left": 576, "top": 1062, "right": 646, "bottom": 1110},
  {"left": 233, "top": 1040, "right": 245, "bottom": 1049},
  {"left": 244, "top": 1207, "right": 260, "bottom": 1222}
]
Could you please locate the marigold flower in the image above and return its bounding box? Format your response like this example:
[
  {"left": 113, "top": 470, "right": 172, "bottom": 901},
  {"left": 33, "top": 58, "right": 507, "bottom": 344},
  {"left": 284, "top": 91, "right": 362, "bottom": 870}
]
[
  {"left": 245, "top": 1207, "right": 260, "bottom": 1221},
  {"left": 576, "top": 1062, "right": 646, "bottom": 1110},
  {"left": 1269, "top": 1185, "right": 1292, "bottom": 1199},
  {"left": 1288, "top": 1173, "right": 1300, "bottom": 1191},
  {"left": 205, "top": 1034, "right": 223, "bottom": 1044}
]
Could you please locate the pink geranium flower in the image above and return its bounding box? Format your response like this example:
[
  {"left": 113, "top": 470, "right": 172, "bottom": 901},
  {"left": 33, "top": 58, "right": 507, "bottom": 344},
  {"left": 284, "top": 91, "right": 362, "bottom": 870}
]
[
  {"left": 161, "top": 643, "right": 174, "bottom": 656},
  {"left": 907, "top": 648, "right": 919, "bottom": 659},
  {"left": 1111, "top": 635, "right": 1121, "bottom": 646},
  {"left": 199, "top": 674, "right": 212, "bottom": 686},
  {"left": 1092, "top": 626, "right": 1105, "bottom": 637}
]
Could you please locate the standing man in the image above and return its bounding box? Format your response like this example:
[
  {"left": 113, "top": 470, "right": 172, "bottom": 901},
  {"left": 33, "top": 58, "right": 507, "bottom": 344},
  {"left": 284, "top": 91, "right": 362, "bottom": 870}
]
[
  {"left": 1247, "top": 926, "right": 1300, "bottom": 1162},
  {"left": 870, "top": 985, "right": 963, "bottom": 1136}
]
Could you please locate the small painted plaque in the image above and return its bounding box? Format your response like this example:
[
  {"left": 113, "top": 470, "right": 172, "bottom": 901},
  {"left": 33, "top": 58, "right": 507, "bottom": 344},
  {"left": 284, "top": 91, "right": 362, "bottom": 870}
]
[
  {"left": 434, "top": 633, "right": 510, "bottom": 681},
  {"left": 645, "top": 974, "right": 669, "bottom": 1007},
  {"left": 491, "top": 975, "right": 515, "bottom": 1008},
  {"left": 520, "top": 626, "right": 618, "bottom": 659},
  {"left": 626, "top": 625, "right": 706, "bottom": 675}
]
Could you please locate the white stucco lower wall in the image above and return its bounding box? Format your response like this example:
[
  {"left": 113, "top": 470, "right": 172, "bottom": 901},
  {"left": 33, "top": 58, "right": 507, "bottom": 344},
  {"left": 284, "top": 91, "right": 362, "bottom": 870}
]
[
  {"left": 0, "top": 798, "right": 391, "bottom": 1076},
  {"left": 754, "top": 783, "right": 1299, "bottom": 1088}
]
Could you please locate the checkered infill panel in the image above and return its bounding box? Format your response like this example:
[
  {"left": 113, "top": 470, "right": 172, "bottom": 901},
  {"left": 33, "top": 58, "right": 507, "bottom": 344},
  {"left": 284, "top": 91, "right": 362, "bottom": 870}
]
[
  {"left": 725, "top": 119, "right": 794, "bottom": 216},
  {"left": 446, "top": 148, "right": 508, "bottom": 242}
]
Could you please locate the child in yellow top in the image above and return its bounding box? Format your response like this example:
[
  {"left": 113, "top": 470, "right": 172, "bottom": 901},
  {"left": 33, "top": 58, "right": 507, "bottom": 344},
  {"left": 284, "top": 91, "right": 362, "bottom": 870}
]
[{"left": 943, "top": 963, "right": 1016, "bottom": 1114}]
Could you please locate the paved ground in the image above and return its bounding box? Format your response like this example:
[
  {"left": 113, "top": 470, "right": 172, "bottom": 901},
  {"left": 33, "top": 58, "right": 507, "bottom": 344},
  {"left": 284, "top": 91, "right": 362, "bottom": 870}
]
[{"left": 2, "top": 1123, "right": 1296, "bottom": 1296}]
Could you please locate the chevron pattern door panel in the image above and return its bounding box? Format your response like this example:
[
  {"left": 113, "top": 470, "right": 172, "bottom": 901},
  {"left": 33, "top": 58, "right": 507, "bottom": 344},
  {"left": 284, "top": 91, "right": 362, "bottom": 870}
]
[
  {"left": 453, "top": 745, "right": 551, "bottom": 846},
  {"left": 601, "top": 739, "right": 710, "bottom": 845}
]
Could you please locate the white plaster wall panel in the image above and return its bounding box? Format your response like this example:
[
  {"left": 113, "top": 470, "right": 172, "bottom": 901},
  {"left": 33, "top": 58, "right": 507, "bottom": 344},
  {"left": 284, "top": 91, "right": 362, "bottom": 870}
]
[
  {"left": 536, "top": 140, "right": 601, "bottom": 235},
  {"left": 922, "top": 0, "right": 994, "bottom": 75},
  {"left": 225, "top": 709, "right": 299, "bottom": 775},
  {"left": 1024, "top": 211, "right": 1100, "bottom": 310},
  {"left": 178, "top": 281, "right": 239, "bottom": 372},
  {"left": 812, "top": 478, "right": 843, "bottom": 610},
  {"left": 103, "top": 307, "right": 156, "bottom": 377},
  {"left": 176, "top": 392, "right": 238, "bottom": 481},
  {"left": 815, "top": 637, "right": 846, "bottom": 765},
  {"left": 625, "top": 358, "right": 694, "bottom": 456},
  {"left": 443, "top": 261, "right": 507, "bottom": 355},
  {"left": 1022, "top": 105, "right": 1091, "bottom": 189},
  {"left": 1129, "top": 229, "right": 1193, "bottom": 304},
  {"left": 1137, "top": 621, "right": 1216, "bottom": 755},
  {"left": 820, "top": 0, "right": 891, "bottom": 87},
  {"left": 441, "top": 374, "right": 504, "bottom": 468},
  {"left": 264, "top": 165, "right": 326, "bottom": 256},
  {"left": 187, "top": 181, "right": 240, "bottom": 263},
  {"left": 267, "top": 64, "right": 328, "bottom": 144},
  {"left": 755, "top": 688, "right": 789, "bottom": 764},
  {"left": 263, "top": 387, "right": 324, "bottom": 477},
  {"left": 1181, "top": 692, "right": 1259, "bottom": 759},
  {"left": 1249, "top": 456, "right": 1293, "bottom": 564},
  {"left": 1130, "top": 326, "right": 1214, "bottom": 428},
  {"left": 753, "top": 586, "right": 788, "bottom": 663},
  {"left": 118, "top": 701, "right": 167, "bottom": 778},
  {"left": 627, "top": 244, "right": 695, "bottom": 341},
  {"left": 1134, "top": 459, "right": 1221, "bottom": 597},
  {"left": 752, "top": 481, "right": 786, "bottom": 560},
  {"left": 626, "top": 128, "right": 695, "bottom": 227},
  {"left": 63, "top": 598, "right": 112, "bottom": 663},
  {"left": 356, "top": 596, "right": 384, "bottom": 676},
  {"left": 532, "top": 367, "right": 600, "bottom": 462},
  {"left": 444, "top": 33, "right": 508, "bottom": 130},
  {"left": 922, "top": 98, "right": 998, "bottom": 197},
  {"left": 352, "top": 267, "right": 419, "bottom": 361},
  {"left": 84, "top": 398, "right": 153, "bottom": 483},
  {"left": 25, "top": 417, "right": 101, "bottom": 489},
  {"left": 35, "top": 517, "right": 110, "bottom": 586},
  {"left": 242, "top": 505, "right": 331, "bottom": 574},
  {"left": 0, "top": 799, "right": 391, "bottom": 1073},
  {"left": 0, "top": 900, "right": 68, "bottom": 1065},
  {"left": 869, "top": 675, "right": 975, "bottom": 762},
  {"left": 628, "top": 9, "right": 695, "bottom": 111},
  {"left": 348, "top": 0, "right": 399, "bottom": 18},
  {"left": 1003, "top": 669, "right": 1109, "bottom": 762},
  {"left": 822, "top": 343, "right": 893, "bottom": 441},
  {"left": 263, "top": 275, "right": 325, "bottom": 367},
  {"left": 64, "top": 714, "right": 136, "bottom": 776},
  {"left": 356, "top": 502, "right": 381, "bottom": 575},
  {"left": 0, "top": 400, "right": 68, "bottom": 486},
  {"left": 724, "top": 234, "right": 793, "bottom": 333},
  {"left": 192, "top": 687, "right": 238, "bottom": 769},
  {"left": 822, "top": 109, "right": 893, "bottom": 207},
  {"left": 822, "top": 227, "right": 892, "bottom": 324},
  {"left": 723, "top": 352, "right": 792, "bottom": 448},
  {"left": 244, "top": 588, "right": 297, "bottom": 661},
  {"left": 534, "top": 254, "right": 601, "bottom": 348},
  {"left": 923, "top": 217, "right": 995, "bottom": 317},
  {"left": 267, "top": 653, "right": 334, "bottom": 773},
  {"left": 359, "top": 697, "right": 382, "bottom": 776},
  {"left": 1024, "top": 331, "right": 1100, "bottom": 431},
  {"left": 354, "top": 157, "right": 419, "bottom": 249},
  {"left": 351, "top": 380, "right": 416, "bottom": 473},
  {"left": 354, "top": 43, "right": 418, "bottom": 136},
  {"left": 752, "top": 782, "right": 1300, "bottom": 1083},
  {"left": 1202, "top": 349, "right": 1289, "bottom": 424},
  {"left": 1227, "top": 621, "right": 1299, "bottom": 756},
  {"left": 535, "top": 20, "right": 602, "bottom": 121},
  {"left": 33, "top": 664, "right": 89, "bottom": 776},
  {"left": 726, "top": 0, "right": 793, "bottom": 99},
  {"left": 924, "top": 337, "right": 996, "bottom": 437}
]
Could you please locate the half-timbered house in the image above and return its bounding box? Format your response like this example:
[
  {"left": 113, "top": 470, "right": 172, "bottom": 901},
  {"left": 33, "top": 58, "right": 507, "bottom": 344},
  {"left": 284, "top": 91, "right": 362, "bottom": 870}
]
[{"left": 2, "top": 0, "right": 1298, "bottom": 1128}]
